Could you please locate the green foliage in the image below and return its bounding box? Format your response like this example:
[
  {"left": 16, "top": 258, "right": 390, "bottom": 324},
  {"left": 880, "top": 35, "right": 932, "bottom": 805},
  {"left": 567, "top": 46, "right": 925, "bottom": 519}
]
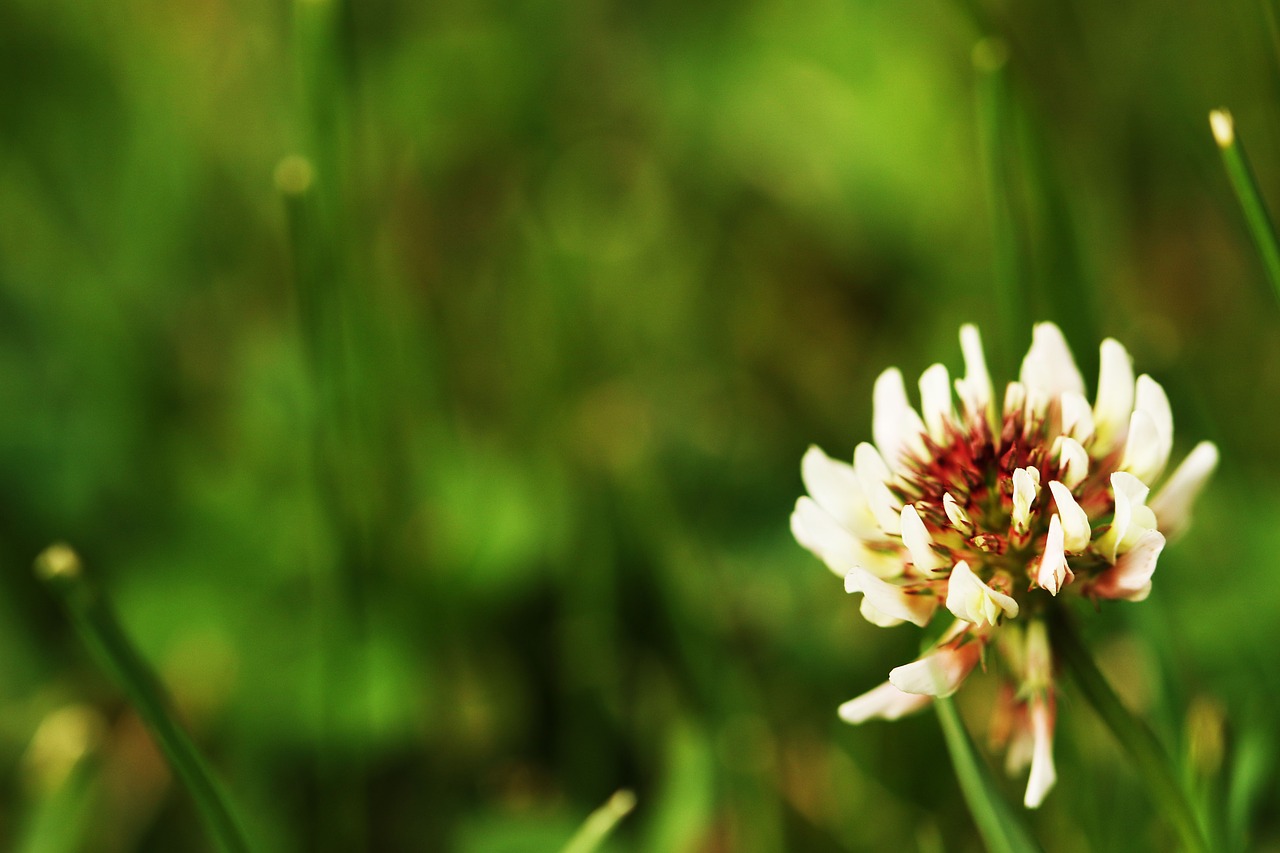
[{"left": 0, "top": 0, "right": 1278, "bottom": 849}]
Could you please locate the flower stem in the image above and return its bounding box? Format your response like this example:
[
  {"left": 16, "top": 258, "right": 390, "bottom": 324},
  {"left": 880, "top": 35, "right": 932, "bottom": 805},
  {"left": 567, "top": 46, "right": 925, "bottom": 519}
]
[
  {"left": 1050, "top": 608, "right": 1210, "bottom": 853},
  {"left": 935, "top": 697, "right": 1042, "bottom": 853},
  {"left": 34, "top": 545, "right": 252, "bottom": 853},
  {"left": 1209, "top": 109, "right": 1280, "bottom": 306}
]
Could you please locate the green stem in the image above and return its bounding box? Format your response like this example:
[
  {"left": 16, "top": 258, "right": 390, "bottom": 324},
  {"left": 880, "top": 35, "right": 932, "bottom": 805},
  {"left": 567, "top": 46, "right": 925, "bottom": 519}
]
[
  {"left": 35, "top": 545, "right": 252, "bottom": 853},
  {"left": 1050, "top": 608, "right": 1210, "bottom": 853},
  {"left": 560, "top": 790, "right": 637, "bottom": 853},
  {"left": 1209, "top": 109, "right": 1280, "bottom": 306},
  {"left": 974, "top": 38, "right": 1029, "bottom": 369},
  {"left": 935, "top": 697, "right": 1042, "bottom": 853}
]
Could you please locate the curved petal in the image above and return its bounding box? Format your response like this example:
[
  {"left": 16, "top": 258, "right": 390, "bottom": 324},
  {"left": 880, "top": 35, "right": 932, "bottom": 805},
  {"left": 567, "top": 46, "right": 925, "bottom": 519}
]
[
  {"left": 1036, "top": 514, "right": 1073, "bottom": 595},
  {"left": 846, "top": 567, "right": 937, "bottom": 627},
  {"left": 946, "top": 560, "right": 1019, "bottom": 625},
  {"left": 1047, "top": 481, "right": 1091, "bottom": 552},
  {"left": 958, "top": 324, "right": 995, "bottom": 427},
  {"left": 1119, "top": 410, "right": 1163, "bottom": 483},
  {"left": 873, "top": 368, "right": 927, "bottom": 471},
  {"left": 1011, "top": 467, "right": 1041, "bottom": 535},
  {"left": 889, "top": 640, "right": 983, "bottom": 697},
  {"left": 1024, "top": 698, "right": 1057, "bottom": 808},
  {"left": 801, "top": 445, "right": 880, "bottom": 540},
  {"left": 1094, "top": 529, "right": 1165, "bottom": 601},
  {"left": 900, "top": 504, "right": 948, "bottom": 573},
  {"left": 838, "top": 681, "right": 932, "bottom": 724},
  {"left": 1019, "top": 322, "right": 1085, "bottom": 400},
  {"left": 1151, "top": 441, "right": 1218, "bottom": 538},
  {"left": 791, "top": 497, "right": 903, "bottom": 578},
  {"left": 1093, "top": 338, "right": 1135, "bottom": 455},
  {"left": 1052, "top": 436, "right": 1089, "bottom": 490},
  {"left": 1060, "top": 391, "right": 1096, "bottom": 444},
  {"left": 919, "top": 363, "right": 953, "bottom": 442},
  {"left": 854, "top": 442, "right": 903, "bottom": 535}
]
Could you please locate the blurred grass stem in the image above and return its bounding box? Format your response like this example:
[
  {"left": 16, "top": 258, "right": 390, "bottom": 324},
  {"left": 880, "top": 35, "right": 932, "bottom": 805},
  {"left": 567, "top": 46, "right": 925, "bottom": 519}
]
[
  {"left": 974, "top": 38, "right": 1028, "bottom": 366},
  {"left": 559, "top": 789, "right": 637, "bottom": 853},
  {"left": 935, "top": 697, "right": 1041, "bottom": 853},
  {"left": 35, "top": 545, "right": 252, "bottom": 853},
  {"left": 1210, "top": 109, "right": 1280, "bottom": 305},
  {"left": 1051, "top": 608, "right": 1210, "bottom": 853}
]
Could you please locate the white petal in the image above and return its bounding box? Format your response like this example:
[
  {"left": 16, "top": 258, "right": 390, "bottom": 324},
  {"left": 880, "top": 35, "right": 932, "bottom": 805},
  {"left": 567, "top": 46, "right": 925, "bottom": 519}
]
[
  {"left": 900, "top": 504, "right": 948, "bottom": 573},
  {"left": 1003, "top": 382, "right": 1027, "bottom": 419},
  {"left": 854, "top": 443, "right": 903, "bottom": 535},
  {"left": 943, "top": 492, "right": 973, "bottom": 534},
  {"left": 1119, "top": 410, "right": 1163, "bottom": 483},
  {"left": 1133, "top": 375, "right": 1173, "bottom": 478},
  {"left": 873, "top": 368, "right": 927, "bottom": 470},
  {"left": 1053, "top": 436, "right": 1089, "bottom": 490},
  {"left": 958, "top": 324, "right": 995, "bottom": 425},
  {"left": 845, "top": 568, "right": 937, "bottom": 627},
  {"left": 1047, "top": 481, "right": 1091, "bottom": 552},
  {"left": 1094, "top": 529, "right": 1165, "bottom": 601},
  {"left": 1019, "top": 322, "right": 1085, "bottom": 400},
  {"left": 919, "top": 364, "right": 953, "bottom": 441},
  {"left": 1093, "top": 338, "right": 1135, "bottom": 455},
  {"left": 1096, "top": 472, "right": 1155, "bottom": 563},
  {"left": 1024, "top": 699, "right": 1057, "bottom": 808},
  {"left": 889, "top": 642, "right": 982, "bottom": 697},
  {"left": 1036, "top": 515, "right": 1072, "bottom": 595},
  {"left": 859, "top": 597, "right": 905, "bottom": 627},
  {"left": 1011, "top": 467, "right": 1041, "bottom": 534},
  {"left": 801, "top": 446, "right": 880, "bottom": 540},
  {"left": 946, "top": 561, "right": 1020, "bottom": 626},
  {"left": 1060, "top": 391, "right": 1095, "bottom": 444},
  {"left": 1151, "top": 442, "right": 1219, "bottom": 537},
  {"left": 838, "top": 681, "right": 932, "bottom": 724},
  {"left": 791, "top": 497, "right": 862, "bottom": 576}
]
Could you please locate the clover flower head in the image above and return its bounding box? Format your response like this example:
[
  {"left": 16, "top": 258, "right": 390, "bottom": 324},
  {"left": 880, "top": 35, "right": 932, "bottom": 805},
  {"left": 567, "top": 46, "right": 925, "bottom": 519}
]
[{"left": 793, "top": 323, "right": 1218, "bottom": 807}]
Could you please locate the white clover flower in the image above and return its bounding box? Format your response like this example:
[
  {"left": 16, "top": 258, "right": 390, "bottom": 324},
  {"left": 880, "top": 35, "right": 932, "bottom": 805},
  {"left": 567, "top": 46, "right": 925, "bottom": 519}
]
[{"left": 791, "top": 323, "right": 1218, "bottom": 808}]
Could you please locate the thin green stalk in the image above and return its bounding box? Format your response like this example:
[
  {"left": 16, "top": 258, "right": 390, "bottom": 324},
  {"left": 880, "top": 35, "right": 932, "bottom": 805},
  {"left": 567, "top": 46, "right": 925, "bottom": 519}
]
[
  {"left": 974, "top": 38, "right": 1029, "bottom": 368},
  {"left": 1050, "top": 609, "right": 1210, "bottom": 853},
  {"left": 35, "top": 545, "right": 252, "bottom": 853},
  {"left": 559, "top": 790, "right": 637, "bottom": 853},
  {"left": 935, "top": 697, "right": 1042, "bottom": 853},
  {"left": 1209, "top": 109, "right": 1280, "bottom": 305}
]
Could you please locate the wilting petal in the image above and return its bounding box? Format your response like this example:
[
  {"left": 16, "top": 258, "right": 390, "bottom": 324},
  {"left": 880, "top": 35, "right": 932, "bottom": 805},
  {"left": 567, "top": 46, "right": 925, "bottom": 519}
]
[
  {"left": 900, "top": 504, "right": 948, "bottom": 574},
  {"left": 838, "top": 681, "right": 932, "bottom": 724},
  {"left": 889, "top": 640, "right": 983, "bottom": 697},
  {"left": 1024, "top": 697, "right": 1057, "bottom": 808},
  {"left": 1053, "top": 436, "right": 1089, "bottom": 490},
  {"left": 947, "top": 561, "right": 1019, "bottom": 626},
  {"left": 800, "top": 446, "right": 880, "bottom": 540},
  {"left": 1151, "top": 441, "right": 1219, "bottom": 538},
  {"left": 1036, "top": 515, "right": 1073, "bottom": 595},
  {"left": 1047, "top": 481, "right": 1091, "bottom": 552},
  {"left": 854, "top": 443, "right": 903, "bottom": 535},
  {"left": 1011, "top": 467, "right": 1041, "bottom": 535},
  {"left": 1096, "top": 472, "right": 1157, "bottom": 563},
  {"left": 1019, "top": 322, "right": 1085, "bottom": 400},
  {"left": 919, "top": 364, "right": 953, "bottom": 442},
  {"left": 1094, "top": 528, "right": 1165, "bottom": 601},
  {"left": 1093, "top": 338, "right": 1134, "bottom": 455},
  {"left": 845, "top": 568, "right": 937, "bottom": 627},
  {"left": 873, "top": 368, "right": 927, "bottom": 471},
  {"left": 1060, "top": 391, "right": 1095, "bottom": 444}
]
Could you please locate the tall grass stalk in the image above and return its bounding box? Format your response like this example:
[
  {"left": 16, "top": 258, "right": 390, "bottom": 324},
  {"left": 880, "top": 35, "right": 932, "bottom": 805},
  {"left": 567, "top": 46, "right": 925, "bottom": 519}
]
[
  {"left": 1051, "top": 607, "right": 1210, "bottom": 853},
  {"left": 559, "top": 790, "right": 637, "bottom": 853},
  {"left": 35, "top": 545, "right": 252, "bottom": 853},
  {"left": 1210, "top": 109, "right": 1280, "bottom": 305}
]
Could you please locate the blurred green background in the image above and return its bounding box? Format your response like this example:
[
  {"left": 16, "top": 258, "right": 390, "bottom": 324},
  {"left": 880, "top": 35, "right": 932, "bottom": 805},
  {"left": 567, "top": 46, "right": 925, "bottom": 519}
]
[{"left": 1, "top": 0, "right": 1279, "bottom": 850}]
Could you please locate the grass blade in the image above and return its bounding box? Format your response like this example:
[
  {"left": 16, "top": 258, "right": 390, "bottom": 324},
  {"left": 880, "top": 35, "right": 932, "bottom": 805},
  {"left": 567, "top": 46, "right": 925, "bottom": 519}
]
[
  {"left": 1050, "top": 608, "right": 1209, "bottom": 853},
  {"left": 560, "top": 790, "right": 637, "bottom": 853},
  {"left": 35, "top": 545, "right": 253, "bottom": 853},
  {"left": 1209, "top": 109, "right": 1280, "bottom": 305}
]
